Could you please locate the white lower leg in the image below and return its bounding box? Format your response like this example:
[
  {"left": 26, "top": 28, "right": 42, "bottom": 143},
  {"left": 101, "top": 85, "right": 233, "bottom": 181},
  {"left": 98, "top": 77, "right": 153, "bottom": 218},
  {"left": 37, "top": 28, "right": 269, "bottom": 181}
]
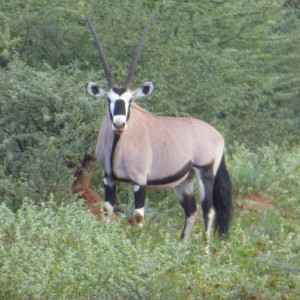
[
  {"left": 134, "top": 207, "right": 144, "bottom": 228},
  {"left": 182, "top": 207, "right": 199, "bottom": 241},
  {"left": 206, "top": 208, "right": 215, "bottom": 241},
  {"left": 104, "top": 202, "right": 114, "bottom": 223},
  {"left": 204, "top": 209, "right": 215, "bottom": 255}
]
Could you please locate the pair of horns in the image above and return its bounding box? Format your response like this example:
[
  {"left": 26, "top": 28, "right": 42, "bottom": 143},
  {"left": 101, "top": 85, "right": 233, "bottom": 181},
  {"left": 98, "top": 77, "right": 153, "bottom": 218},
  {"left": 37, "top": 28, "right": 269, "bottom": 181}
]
[{"left": 85, "top": 13, "right": 155, "bottom": 89}]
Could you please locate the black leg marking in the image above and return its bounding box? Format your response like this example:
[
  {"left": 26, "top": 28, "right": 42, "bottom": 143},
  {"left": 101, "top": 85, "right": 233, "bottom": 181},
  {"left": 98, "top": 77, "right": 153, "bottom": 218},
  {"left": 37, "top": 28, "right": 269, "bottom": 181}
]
[
  {"left": 198, "top": 165, "right": 214, "bottom": 234},
  {"left": 103, "top": 176, "right": 116, "bottom": 216},
  {"left": 179, "top": 193, "right": 198, "bottom": 240},
  {"left": 174, "top": 170, "right": 198, "bottom": 241},
  {"left": 134, "top": 185, "right": 147, "bottom": 226},
  {"left": 104, "top": 184, "right": 116, "bottom": 207},
  {"left": 134, "top": 185, "right": 146, "bottom": 209},
  {"left": 180, "top": 193, "right": 197, "bottom": 218}
]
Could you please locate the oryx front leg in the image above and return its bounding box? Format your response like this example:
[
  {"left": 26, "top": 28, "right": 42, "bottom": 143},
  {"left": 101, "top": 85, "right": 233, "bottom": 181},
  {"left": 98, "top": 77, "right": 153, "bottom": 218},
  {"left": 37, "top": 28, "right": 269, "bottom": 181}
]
[
  {"left": 103, "top": 175, "right": 116, "bottom": 222},
  {"left": 175, "top": 170, "right": 199, "bottom": 242},
  {"left": 133, "top": 185, "right": 146, "bottom": 228}
]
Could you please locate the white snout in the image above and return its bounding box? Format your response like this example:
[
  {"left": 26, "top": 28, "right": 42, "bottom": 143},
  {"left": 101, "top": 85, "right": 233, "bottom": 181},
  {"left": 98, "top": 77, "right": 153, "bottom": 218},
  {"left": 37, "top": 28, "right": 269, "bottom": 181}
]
[{"left": 112, "top": 115, "right": 127, "bottom": 131}]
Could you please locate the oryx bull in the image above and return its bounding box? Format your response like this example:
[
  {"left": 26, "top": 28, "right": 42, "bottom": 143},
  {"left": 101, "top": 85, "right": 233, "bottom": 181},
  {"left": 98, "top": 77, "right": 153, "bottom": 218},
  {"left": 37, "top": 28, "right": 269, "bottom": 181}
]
[{"left": 85, "top": 14, "right": 232, "bottom": 241}]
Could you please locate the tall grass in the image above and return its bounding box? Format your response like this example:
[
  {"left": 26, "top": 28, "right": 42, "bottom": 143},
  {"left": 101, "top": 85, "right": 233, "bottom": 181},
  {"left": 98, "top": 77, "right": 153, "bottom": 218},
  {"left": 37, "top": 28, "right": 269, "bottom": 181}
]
[{"left": 0, "top": 145, "right": 299, "bottom": 299}]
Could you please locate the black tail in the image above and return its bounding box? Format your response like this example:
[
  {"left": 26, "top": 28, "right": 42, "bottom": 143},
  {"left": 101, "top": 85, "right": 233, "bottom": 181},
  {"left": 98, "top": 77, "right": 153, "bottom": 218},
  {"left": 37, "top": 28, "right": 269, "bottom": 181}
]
[{"left": 213, "top": 155, "right": 232, "bottom": 236}]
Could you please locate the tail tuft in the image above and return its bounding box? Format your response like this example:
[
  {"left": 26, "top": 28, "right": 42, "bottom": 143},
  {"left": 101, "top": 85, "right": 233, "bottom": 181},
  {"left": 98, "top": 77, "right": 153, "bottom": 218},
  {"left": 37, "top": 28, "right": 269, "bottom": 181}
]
[{"left": 213, "top": 155, "right": 232, "bottom": 236}]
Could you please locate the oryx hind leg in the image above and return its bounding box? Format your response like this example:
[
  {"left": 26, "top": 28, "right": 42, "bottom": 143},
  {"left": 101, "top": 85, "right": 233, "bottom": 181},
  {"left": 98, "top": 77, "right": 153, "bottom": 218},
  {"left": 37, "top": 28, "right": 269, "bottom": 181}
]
[
  {"left": 195, "top": 166, "right": 215, "bottom": 241},
  {"left": 174, "top": 170, "right": 199, "bottom": 241}
]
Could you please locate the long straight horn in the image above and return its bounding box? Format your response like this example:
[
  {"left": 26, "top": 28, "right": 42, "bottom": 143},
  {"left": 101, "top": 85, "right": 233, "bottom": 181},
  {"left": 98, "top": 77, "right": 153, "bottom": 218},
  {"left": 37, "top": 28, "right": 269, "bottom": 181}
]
[
  {"left": 124, "top": 14, "right": 155, "bottom": 89},
  {"left": 85, "top": 14, "right": 116, "bottom": 88}
]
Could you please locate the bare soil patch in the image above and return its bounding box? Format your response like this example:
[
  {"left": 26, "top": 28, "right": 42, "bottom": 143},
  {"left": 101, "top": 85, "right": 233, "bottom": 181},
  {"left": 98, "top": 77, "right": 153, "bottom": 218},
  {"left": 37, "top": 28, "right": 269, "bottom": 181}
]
[{"left": 242, "top": 194, "right": 274, "bottom": 211}]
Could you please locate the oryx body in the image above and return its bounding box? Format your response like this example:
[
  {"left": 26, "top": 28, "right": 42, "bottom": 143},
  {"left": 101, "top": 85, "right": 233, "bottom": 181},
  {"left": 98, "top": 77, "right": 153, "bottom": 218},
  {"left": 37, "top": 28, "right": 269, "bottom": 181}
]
[
  {"left": 85, "top": 14, "right": 232, "bottom": 241},
  {"left": 98, "top": 101, "right": 224, "bottom": 188}
]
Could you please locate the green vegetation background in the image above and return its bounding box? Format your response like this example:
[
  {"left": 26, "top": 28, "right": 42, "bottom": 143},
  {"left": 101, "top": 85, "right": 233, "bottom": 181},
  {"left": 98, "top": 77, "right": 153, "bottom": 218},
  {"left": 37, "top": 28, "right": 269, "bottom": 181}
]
[{"left": 0, "top": 0, "right": 299, "bottom": 299}]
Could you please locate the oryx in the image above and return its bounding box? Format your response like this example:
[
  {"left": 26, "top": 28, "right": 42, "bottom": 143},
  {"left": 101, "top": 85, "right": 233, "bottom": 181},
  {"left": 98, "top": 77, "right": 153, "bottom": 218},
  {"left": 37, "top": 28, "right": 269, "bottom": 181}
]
[{"left": 85, "top": 14, "right": 232, "bottom": 241}]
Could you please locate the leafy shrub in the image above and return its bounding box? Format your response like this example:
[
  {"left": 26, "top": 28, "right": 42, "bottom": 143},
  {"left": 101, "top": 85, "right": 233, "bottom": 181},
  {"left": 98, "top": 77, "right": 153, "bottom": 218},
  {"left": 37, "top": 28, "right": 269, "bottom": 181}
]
[
  {"left": 0, "top": 191, "right": 299, "bottom": 299},
  {"left": 1, "top": 0, "right": 299, "bottom": 146},
  {"left": 0, "top": 60, "right": 105, "bottom": 208},
  {"left": 227, "top": 143, "right": 300, "bottom": 197},
  {"left": 228, "top": 143, "right": 279, "bottom": 195}
]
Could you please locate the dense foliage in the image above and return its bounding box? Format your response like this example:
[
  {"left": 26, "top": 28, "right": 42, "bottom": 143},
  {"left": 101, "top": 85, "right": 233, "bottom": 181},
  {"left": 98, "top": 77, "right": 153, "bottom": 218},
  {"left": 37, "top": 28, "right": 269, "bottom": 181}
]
[
  {"left": 1, "top": 0, "right": 300, "bottom": 141},
  {"left": 1, "top": 0, "right": 300, "bottom": 208},
  {"left": 0, "top": 0, "right": 299, "bottom": 298},
  {"left": 0, "top": 61, "right": 104, "bottom": 207},
  {"left": 0, "top": 146, "right": 299, "bottom": 299}
]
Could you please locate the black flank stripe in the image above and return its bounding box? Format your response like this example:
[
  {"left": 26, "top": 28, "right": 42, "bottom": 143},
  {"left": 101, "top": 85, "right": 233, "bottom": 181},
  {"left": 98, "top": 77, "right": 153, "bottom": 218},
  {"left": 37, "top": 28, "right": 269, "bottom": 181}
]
[
  {"left": 147, "top": 161, "right": 193, "bottom": 186},
  {"left": 110, "top": 133, "right": 120, "bottom": 178},
  {"left": 110, "top": 161, "right": 194, "bottom": 186}
]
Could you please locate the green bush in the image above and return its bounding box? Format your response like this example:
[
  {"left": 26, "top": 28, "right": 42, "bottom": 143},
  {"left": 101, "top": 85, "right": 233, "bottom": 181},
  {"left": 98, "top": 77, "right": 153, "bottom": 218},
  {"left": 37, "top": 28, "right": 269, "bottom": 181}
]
[
  {"left": 0, "top": 60, "right": 105, "bottom": 208},
  {"left": 227, "top": 143, "right": 300, "bottom": 198},
  {"left": 1, "top": 0, "right": 299, "bottom": 146},
  {"left": 0, "top": 176, "right": 299, "bottom": 299}
]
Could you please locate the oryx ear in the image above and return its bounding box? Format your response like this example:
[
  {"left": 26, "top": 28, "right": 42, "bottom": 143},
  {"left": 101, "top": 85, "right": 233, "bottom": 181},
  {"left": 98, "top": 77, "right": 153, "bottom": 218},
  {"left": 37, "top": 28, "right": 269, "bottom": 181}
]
[
  {"left": 132, "top": 82, "right": 154, "bottom": 101},
  {"left": 87, "top": 82, "right": 108, "bottom": 99}
]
